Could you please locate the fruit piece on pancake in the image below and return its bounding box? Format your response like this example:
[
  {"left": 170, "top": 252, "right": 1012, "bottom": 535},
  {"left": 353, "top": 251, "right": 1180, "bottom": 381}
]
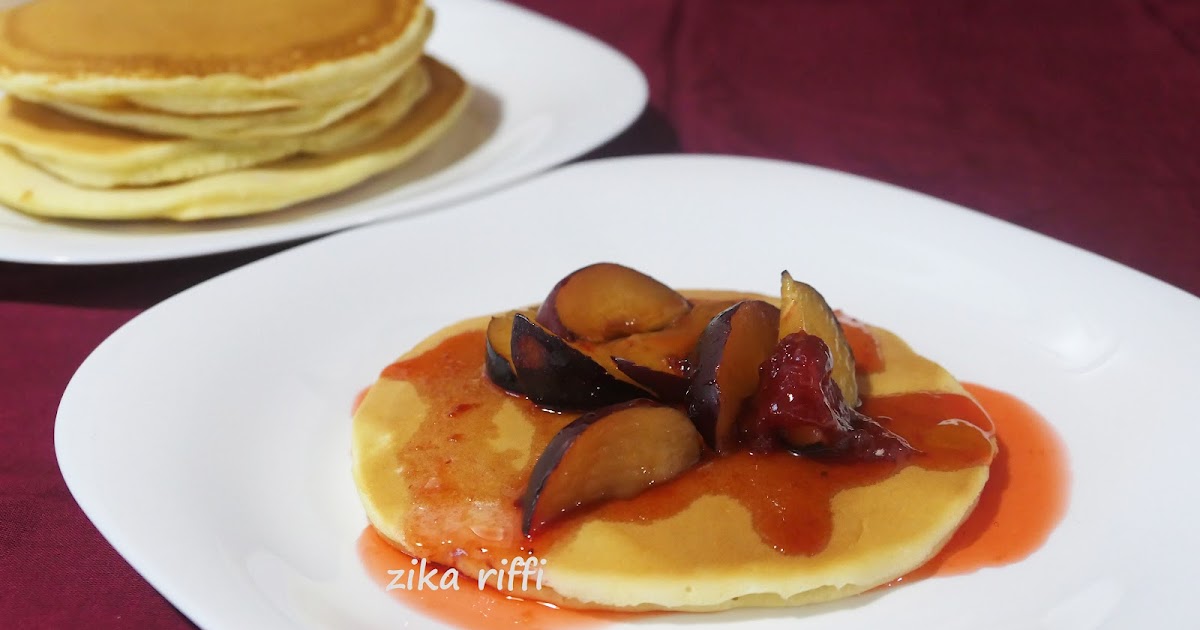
[
  {"left": 484, "top": 308, "right": 534, "bottom": 393},
  {"left": 602, "top": 295, "right": 743, "bottom": 401},
  {"left": 779, "top": 270, "right": 860, "bottom": 406},
  {"left": 535, "top": 262, "right": 692, "bottom": 342},
  {"left": 521, "top": 400, "right": 703, "bottom": 535},
  {"left": 508, "top": 313, "right": 650, "bottom": 410},
  {"left": 742, "top": 331, "right": 914, "bottom": 460},
  {"left": 685, "top": 299, "right": 780, "bottom": 452},
  {"left": 490, "top": 265, "right": 718, "bottom": 410},
  {"left": 352, "top": 286, "right": 995, "bottom": 611},
  {"left": 0, "top": 56, "right": 470, "bottom": 221},
  {"left": 610, "top": 358, "right": 689, "bottom": 404}
]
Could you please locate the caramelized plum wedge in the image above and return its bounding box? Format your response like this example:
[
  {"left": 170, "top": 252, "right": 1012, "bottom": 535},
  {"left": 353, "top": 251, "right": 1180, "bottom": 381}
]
[
  {"left": 484, "top": 309, "right": 535, "bottom": 392},
  {"left": 743, "top": 332, "right": 913, "bottom": 461},
  {"left": 778, "top": 271, "right": 860, "bottom": 406},
  {"left": 522, "top": 399, "right": 703, "bottom": 535},
  {"left": 686, "top": 300, "right": 781, "bottom": 453},
  {"left": 536, "top": 263, "right": 692, "bottom": 342},
  {"left": 601, "top": 299, "right": 734, "bottom": 376},
  {"left": 612, "top": 357, "right": 689, "bottom": 403},
  {"left": 510, "top": 313, "right": 648, "bottom": 410}
]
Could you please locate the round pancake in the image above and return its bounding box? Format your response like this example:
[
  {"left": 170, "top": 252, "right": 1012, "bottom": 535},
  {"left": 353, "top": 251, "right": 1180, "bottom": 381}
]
[
  {"left": 29, "top": 11, "right": 430, "bottom": 141},
  {"left": 0, "top": 56, "right": 468, "bottom": 221},
  {"left": 352, "top": 292, "right": 996, "bottom": 611},
  {"left": 34, "top": 35, "right": 425, "bottom": 140},
  {"left": 0, "top": 0, "right": 430, "bottom": 115},
  {"left": 0, "top": 61, "right": 431, "bottom": 188}
]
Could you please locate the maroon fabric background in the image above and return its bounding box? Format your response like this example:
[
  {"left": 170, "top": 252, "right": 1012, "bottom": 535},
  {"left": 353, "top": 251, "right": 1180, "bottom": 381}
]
[{"left": 1, "top": 1, "right": 1197, "bottom": 627}]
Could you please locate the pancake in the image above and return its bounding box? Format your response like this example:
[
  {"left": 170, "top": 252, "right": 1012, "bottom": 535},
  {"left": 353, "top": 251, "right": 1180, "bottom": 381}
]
[
  {"left": 0, "top": 61, "right": 431, "bottom": 188},
  {"left": 0, "top": 56, "right": 468, "bottom": 220},
  {"left": 18, "top": 9, "right": 432, "bottom": 141},
  {"left": 352, "top": 291, "right": 996, "bottom": 611},
  {"left": 0, "top": 0, "right": 431, "bottom": 116}
]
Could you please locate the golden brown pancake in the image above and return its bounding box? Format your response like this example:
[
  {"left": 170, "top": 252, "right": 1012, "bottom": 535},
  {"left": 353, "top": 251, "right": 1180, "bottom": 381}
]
[
  {"left": 0, "top": 56, "right": 469, "bottom": 220},
  {"left": 0, "top": 0, "right": 430, "bottom": 115},
  {"left": 352, "top": 291, "right": 996, "bottom": 611},
  {"left": 27, "top": 10, "right": 431, "bottom": 141},
  {"left": 0, "top": 61, "right": 431, "bottom": 187}
]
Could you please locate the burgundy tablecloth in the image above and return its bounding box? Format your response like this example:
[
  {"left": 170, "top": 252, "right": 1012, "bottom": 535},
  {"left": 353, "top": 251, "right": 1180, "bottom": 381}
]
[{"left": 2, "top": 1, "right": 1198, "bottom": 627}]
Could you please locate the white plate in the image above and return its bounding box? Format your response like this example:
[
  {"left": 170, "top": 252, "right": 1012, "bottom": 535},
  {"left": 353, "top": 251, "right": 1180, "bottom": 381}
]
[
  {"left": 57, "top": 155, "right": 1200, "bottom": 629},
  {"left": 0, "top": 0, "right": 646, "bottom": 264}
]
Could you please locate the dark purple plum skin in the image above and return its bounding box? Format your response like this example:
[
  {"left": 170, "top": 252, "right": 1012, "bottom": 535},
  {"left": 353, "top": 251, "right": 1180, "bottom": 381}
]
[
  {"left": 534, "top": 263, "right": 691, "bottom": 342},
  {"left": 520, "top": 403, "right": 616, "bottom": 535},
  {"left": 534, "top": 270, "right": 576, "bottom": 340},
  {"left": 520, "top": 398, "right": 663, "bottom": 536},
  {"left": 612, "top": 357, "right": 689, "bottom": 404},
  {"left": 510, "top": 313, "right": 647, "bottom": 410},
  {"left": 484, "top": 331, "right": 521, "bottom": 393},
  {"left": 685, "top": 300, "right": 780, "bottom": 451},
  {"left": 686, "top": 304, "right": 737, "bottom": 450}
]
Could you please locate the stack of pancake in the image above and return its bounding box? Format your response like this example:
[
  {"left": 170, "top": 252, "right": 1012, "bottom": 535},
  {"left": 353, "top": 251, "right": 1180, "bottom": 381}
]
[{"left": 0, "top": 0, "right": 469, "bottom": 221}]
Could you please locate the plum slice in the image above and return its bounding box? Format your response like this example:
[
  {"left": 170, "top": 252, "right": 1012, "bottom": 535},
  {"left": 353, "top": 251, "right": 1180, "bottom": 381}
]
[
  {"left": 611, "top": 357, "right": 689, "bottom": 403},
  {"left": 521, "top": 399, "right": 703, "bottom": 535},
  {"left": 600, "top": 300, "right": 739, "bottom": 402},
  {"left": 742, "top": 332, "right": 912, "bottom": 461},
  {"left": 484, "top": 309, "right": 535, "bottom": 392},
  {"left": 686, "top": 300, "right": 780, "bottom": 453},
  {"left": 778, "top": 271, "right": 860, "bottom": 407},
  {"left": 601, "top": 299, "right": 734, "bottom": 373},
  {"left": 535, "top": 263, "right": 692, "bottom": 342},
  {"left": 510, "top": 313, "right": 648, "bottom": 410}
]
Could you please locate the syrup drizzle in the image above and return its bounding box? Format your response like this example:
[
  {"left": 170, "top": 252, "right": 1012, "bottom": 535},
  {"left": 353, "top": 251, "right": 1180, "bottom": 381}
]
[
  {"left": 888, "top": 383, "right": 1070, "bottom": 583},
  {"left": 357, "top": 315, "right": 1069, "bottom": 627},
  {"left": 360, "top": 384, "right": 1068, "bottom": 627}
]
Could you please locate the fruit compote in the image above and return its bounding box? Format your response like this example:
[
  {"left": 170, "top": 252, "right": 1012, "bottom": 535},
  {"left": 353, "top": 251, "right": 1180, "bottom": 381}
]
[{"left": 742, "top": 332, "right": 913, "bottom": 461}]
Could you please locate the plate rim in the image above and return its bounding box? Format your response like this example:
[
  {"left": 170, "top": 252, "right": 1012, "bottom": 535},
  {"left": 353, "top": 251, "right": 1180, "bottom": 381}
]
[{"left": 54, "top": 153, "right": 1200, "bottom": 629}]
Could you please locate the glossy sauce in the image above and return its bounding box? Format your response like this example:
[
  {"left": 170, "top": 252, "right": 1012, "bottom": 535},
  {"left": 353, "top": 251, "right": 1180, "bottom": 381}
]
[
  {"left": 537, "top": 391, "right": 993, "bottom": 556},
  {"left": 378, "top": 331, "right": 564, "bottom": 564},
  {"left": 889, "top": 383, "right": 1070, "bottom": 583},
  {"left": 358, "top": 317, "right": 1069, "bottom": 627}
]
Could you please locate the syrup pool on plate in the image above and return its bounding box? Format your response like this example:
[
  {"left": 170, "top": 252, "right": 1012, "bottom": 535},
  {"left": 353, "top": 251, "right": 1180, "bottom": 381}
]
[{"left": 889, "top": 383, "right": 1070, "bottom": 583}]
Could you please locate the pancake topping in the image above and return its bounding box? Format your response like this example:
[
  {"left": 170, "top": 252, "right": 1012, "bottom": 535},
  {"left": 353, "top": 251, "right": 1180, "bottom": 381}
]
[
  {"left": 356, "top": 262, "right": 998, "bottom": 611},
  {"left": 742, "top": 331, "right": 914, "bottom": 461},
  {"left": 471, "top": 264, "right": 992, "bottom": 540}
]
